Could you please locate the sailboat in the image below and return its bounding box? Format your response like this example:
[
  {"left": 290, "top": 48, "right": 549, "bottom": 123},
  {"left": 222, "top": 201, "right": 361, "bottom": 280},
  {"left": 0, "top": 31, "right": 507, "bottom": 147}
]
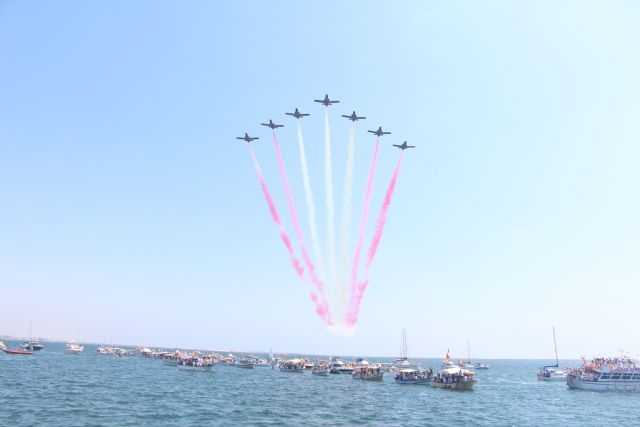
[
  {"left": 390, "top": 329, "right": 418, "bottom": 371},
  {"left": 537, "top": 326, "right": 566, "bottom": 381},
  {"left": 459, "top": 340, "right": 475, "bottom": 369},
  {"left": 21, "top": 320, "right": 44, "bottom": 352}
]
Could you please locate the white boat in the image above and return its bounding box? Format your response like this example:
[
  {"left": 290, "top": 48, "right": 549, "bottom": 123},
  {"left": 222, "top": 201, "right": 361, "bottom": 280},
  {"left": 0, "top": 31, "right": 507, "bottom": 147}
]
[
  {"left": 0, "top": 341, "right": 6, "bottom": 350},
  {"left": 537, "top": 326, "right": 566, "bottom": 381},
  {"left": 474, "top": 363, "right": 490, "bottom": 370},
  {"left": 64, "top": 343, "right": 84, "bottom": 354},
  {"left": 312, "top": 362, "right": 330, "bottom": 376},
  {"left": 329, "top": 356, "right": 354, "bottom": 374},
  {"left": 567, "top": 357, "right": 640, "bottom": 391},
  {"left": 395, "top": 368, "right": 433, "bottom": 384},
  {"left": 432, "top": 367, "right": 477, "bottom": 390},
  {"left": 389, "top": 330, "right": 421, "bottom": 372}
]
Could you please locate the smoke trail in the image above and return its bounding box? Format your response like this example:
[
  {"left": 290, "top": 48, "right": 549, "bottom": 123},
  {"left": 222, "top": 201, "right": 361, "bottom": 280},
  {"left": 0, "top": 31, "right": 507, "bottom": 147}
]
[
  {"left": 250, "top": 147, "right": 304, "bottom": 279},
  {"left": 324, "top": 108, "right": 337, "bottom": 279},
  {"left": 337, "top": 123, "right": 356, "bottom": 302},
  {"left": 347, "top": 152, "right": 404, "bottom": 326},
  {"left": 295, "top": 122, "right": 327, "bottom": 282},
  {"left": 271, "top": 130, "right": 331, "bottom": 323},
  {"left": 250, "top": 147, "right": 330, "bottom": 321},
  {"left": 349, "top": 139, "right": 379, "bottom": 297}
]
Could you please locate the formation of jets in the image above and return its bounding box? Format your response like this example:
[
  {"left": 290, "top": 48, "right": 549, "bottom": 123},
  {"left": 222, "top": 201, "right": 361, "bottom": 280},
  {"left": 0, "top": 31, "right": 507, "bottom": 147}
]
[
  {"left": 238, "top": 94, "right": 414, "bottom": 150},
  {"left": 342, "top": 111, "right": 366, "bottom": 122},
  {"left": 285, "top": 108, "right": 310, "bottom": 119}
]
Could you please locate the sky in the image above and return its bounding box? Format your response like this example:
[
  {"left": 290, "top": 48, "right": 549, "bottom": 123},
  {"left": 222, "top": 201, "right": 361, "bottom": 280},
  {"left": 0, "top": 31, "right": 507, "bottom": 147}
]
[{"left": 1, "top": 1, "right": 639, "bottom": 359}]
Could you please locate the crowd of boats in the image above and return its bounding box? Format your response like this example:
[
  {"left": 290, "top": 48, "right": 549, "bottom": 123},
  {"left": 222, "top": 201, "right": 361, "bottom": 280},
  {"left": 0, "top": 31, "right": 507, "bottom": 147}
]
[{"left": 4, "top": 326, "right": 640, "bottom": 392}]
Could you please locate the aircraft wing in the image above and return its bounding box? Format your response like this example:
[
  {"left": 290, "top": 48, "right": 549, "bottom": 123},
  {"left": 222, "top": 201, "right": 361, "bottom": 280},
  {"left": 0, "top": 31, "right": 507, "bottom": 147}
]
[
  {"left": 392, "top": 144, "right": 402, "bottom": 148},
  {"left": 301, "top": 113, "right": 309, "bottom": 116},
  {"left": 285, "top": 112, "right": 294, "bottom": 116}
]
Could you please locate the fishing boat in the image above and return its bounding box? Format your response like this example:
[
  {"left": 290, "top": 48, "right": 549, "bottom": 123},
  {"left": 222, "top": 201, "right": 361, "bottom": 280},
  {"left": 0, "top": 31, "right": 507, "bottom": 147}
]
[
  {"left": 279, "top": 358, "right": 305, "bottom": 373},
  {"left": 395, "top": 368, "right": 434, "bottom": 384},
  {"left": 3, "top": 348, "right": 34, "bottom": 355},
  {"left": 312, "top": 361, "right": 330, "bottom": 376},
  {"left": 567, "top": 356, "right": 640, "bottom": 391},
  {"left": 537, "top": 326, "right": 567, "bottom": 381},
  {"left": 352, "top": 360, "right": 384, "bottom": 381},
  {"left": 64, "top": 343, "right": 84, "bottom": 354},
  {"left": 178, "top": 356, "right": 215, "bottom": 372},
  {"left": 235, "top": 357, "right": 255, "bottom": 369},
  {"left": 432, "top": 367, "right": 477, "bottom": 390},
  {"left": 329, "top": 356, "right": 354, "bottom": 374}
]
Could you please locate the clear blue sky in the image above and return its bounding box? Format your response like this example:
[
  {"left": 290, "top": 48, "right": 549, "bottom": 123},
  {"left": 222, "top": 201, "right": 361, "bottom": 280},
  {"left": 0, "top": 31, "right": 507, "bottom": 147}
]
[{"left": 1, "top": 1, "right": 639, "bottom": 359}]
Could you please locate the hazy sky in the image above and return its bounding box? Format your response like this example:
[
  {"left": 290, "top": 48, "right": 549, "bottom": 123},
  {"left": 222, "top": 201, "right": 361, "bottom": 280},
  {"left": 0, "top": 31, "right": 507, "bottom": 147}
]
[{"left": 1, "top": 1, "right": 639, "bottom": 359}]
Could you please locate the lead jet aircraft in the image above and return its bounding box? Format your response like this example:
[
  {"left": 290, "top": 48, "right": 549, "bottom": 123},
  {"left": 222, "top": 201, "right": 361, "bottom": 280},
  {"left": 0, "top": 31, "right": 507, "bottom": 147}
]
[
  {"left": 368, "top": 126, "right": 391, "bottom": 137},
  {"left": 237, "top": 133, "right": 259, "bottom": 143},
  {"left": 342, "top": 111, "right": 366, "bottom": 122},
  {"left": 260, "top": 119, "right": 284, "bottom": 129},
  {"left": 285, "top": 108, "right": 310, "bottom": 119},
  {"left": 393, "top": 141, "right": 415, "bottom": 150},
  {"left": 314, "top": 94, "right": 339, "bottom": 106}
]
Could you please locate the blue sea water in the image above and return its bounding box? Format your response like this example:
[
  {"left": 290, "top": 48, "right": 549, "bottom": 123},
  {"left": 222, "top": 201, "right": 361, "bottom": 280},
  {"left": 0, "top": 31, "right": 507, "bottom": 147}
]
[{"left": 1, "top": 342, "right": 639, "bottom": 426}]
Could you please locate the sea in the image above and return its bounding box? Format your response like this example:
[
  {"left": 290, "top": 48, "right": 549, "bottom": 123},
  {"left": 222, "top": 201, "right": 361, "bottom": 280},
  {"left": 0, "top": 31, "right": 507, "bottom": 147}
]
[{"left": 1, "top": 341, "right": 638, "bottom": 426}]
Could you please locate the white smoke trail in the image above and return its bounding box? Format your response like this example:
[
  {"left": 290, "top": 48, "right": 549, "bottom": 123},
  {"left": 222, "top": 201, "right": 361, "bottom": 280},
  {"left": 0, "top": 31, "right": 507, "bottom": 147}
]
[
  {"left": 324, "top": 108, "right": 337, "bottom": 279},
  {"left": 296, "top": 121, "right": 327, "bottom": 282},
  {"left": 337, "top": 123, "right": 356, "bottom": 309}
]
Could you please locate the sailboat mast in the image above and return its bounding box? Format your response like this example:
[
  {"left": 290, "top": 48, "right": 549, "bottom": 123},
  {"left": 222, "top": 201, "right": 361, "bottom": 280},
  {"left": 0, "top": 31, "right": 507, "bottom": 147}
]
[
  {"left": 468, "top": 339, "right": 471, "bottom": 364},
  {"left": 553, "top": 326, "right": 559, "bottom": 367}
]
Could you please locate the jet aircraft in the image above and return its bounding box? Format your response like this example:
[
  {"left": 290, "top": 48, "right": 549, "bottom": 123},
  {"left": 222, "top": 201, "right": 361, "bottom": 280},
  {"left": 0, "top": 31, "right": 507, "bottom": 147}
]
[
  {"left": 393, "top": 141, "right": 415, "bottom": 150},
  {"left": 285, "top": 108, "right": 310, "bottom": 119},
  {"left": 260, "top": 119, "right": 284, "bottom": 129},
  {"left": 342, "top": 111, "right": 366, "bottom": 122},
  {"left": 368, "top": 126, "right": 391, "bottom": 137},
  {"left": 314, "top": 94, "right": 339, "bottom": 106},
  {"left": 237, "top": 133, "right": 259, "bottom": 143}
]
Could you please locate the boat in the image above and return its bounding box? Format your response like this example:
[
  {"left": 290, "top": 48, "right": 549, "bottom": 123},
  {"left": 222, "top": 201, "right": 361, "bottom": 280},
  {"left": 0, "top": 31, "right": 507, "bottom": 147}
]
[
  {"left": 235, "top": 357, "right": 255, "bottom": 369},
  {"left": 351, "top": 360, "right": 384, "bottom": 381},
  {"left": 279, "top": 358, "right": 305, "bottom": 373},
  {"left": 312, "top": 361, "right": 330, "bottom": 376},
  {"left": 459, "top": 340, "right": 476, "bottom": 369},
  {"left": 21, "top": 321, "right": 44, "bottom": 351},
  {"left": 537, "top": 326, "right": 567, "bottom": 381},
  {"left": 64, "top": 343, "right": 84, "bottom": 354},
  {"left": 329, "top": 356, "right": 354, "bottom": 374},
  {"left": 3, "top": 348, "right": 34, "bottom": 355},
  {"left": 567, "top": 356, "right": 640, "bottom": 391},
  {"left": 395, "top": 368, "right": 434, "bottom": 384},
  {"left": 442, "top": 349, "right": 456, "bottom": 368},
  {"left": 474, "top": 363, "right": 490, "bottom": 370},
  {"left": 432, "top": 367, "right": 477, "bottom": 390},
  {"left": 389, "top": 329, "right": 421, "bottom": 372},
  {"left": 0, "top": 340, "right": 6, "bottom": 350},
  {"left": 177, "top": 355, "right": 215, "bottom": 372}
]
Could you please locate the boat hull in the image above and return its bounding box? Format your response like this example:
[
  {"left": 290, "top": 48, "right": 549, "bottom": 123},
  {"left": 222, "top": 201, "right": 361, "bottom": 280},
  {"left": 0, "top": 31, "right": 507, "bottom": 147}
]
[
  {"left": 431, "top": 380, "right": 476, "bottom": 390},
  {"left": 567, "top": 375, "right": 640, "bottom": 391},
  {"left": 3, "top": 349, "right": 34, "bottom": 355}
]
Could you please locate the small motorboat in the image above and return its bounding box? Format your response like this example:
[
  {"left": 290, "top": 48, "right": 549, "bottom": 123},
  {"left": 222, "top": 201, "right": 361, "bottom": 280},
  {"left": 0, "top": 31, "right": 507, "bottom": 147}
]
[
  {"left": 279, "top": 359, "right": 305, "bottom": 373},
  {"left": 64, "top": 343, "right": 84, "bottom": 354},
  {"left": 312, "top": 361, "right": 330, "bottom": 376},
  {"left": 352, "top": 362, "right": 384, "bottom": 381},
  {"left": 432, "top": 367, "right": 477, "bottom": 390},
  {"left": 4, "top": 348, "right": 34, "bottom": 355},
  {"left": 21, "top": 341, "right": 44, "bottom": 352}
]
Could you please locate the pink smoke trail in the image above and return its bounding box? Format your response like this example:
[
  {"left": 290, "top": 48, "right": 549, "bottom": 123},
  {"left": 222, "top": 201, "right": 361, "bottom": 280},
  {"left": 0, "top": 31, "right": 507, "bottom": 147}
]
[
  {"left": 271, "top": 131, "right": 331, "bottom": 323},
  {"left": 347, "top": 151, "right": 404, "bottom": 326},
  {"left": 250, "top": 147, "right": 305, "bottom": 279},
  {"left": 349, "top": 139, "right": 379, "bottom": 298}
]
